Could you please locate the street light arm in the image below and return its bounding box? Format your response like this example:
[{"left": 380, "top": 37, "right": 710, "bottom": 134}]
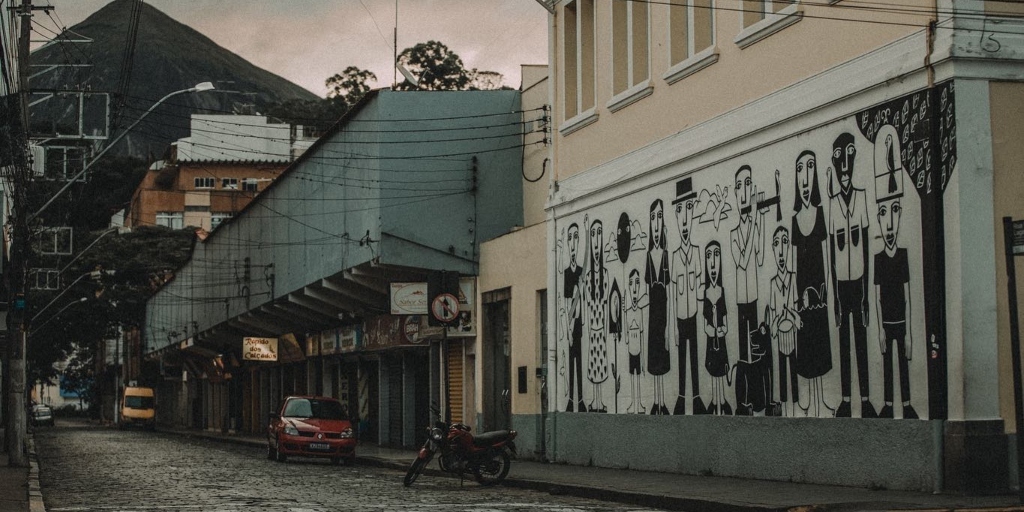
[
  {"left": 29, "top": 83, "right": 216, "bottom": 222},
  {"left": 29, "top": 272, "right": 94, "bottom": 324}
]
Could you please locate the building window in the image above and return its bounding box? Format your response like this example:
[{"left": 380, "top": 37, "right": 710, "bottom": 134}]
[
  {"left": 211, "top": 213, "right": 232, "bottom": 229},
  {"left": 194, "top": 177, "right": 214, "bottom": 189},
  {"left": 562, "top": 0, "right": 596, "bottom": 125},
  {"left": 671, "top": 0, "right": 714, "bottom": 64},
  {"left": 612, "top": 0, "right": 649, "bottom": 96},
  {"left": 35, "top": 227, "right": 73, "bottom": 255},
  {"left": 156, "top": 212, "right": 184, "bottom": 229},
  {"left": 222, "top": 178, "right": 238, "bottom": 190},
  {"left": 243, "top": 178, "right": 259, "bottom": 192},
  {"left": 665, "top": 0, "right": 718, "bottom": 85},
  {"left": 736, "top": 0, "right": 802, "bottom": 49}
]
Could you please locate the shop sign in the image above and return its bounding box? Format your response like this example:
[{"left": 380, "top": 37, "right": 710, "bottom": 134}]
[
  {"left": 243, "top": 337, "right": 278, "bottom": 361},
  {"left": 338, "top": 325, "right": 361, "bottom": 353},
  {"left": 389, "top": 278, "right": 476, "bottom": 337},
  {"left": 1013, "top": 219, "right": 1024, "bottom": 256},
  {"left": 363, "top": 315, "right": 426, "bottom": 350}
]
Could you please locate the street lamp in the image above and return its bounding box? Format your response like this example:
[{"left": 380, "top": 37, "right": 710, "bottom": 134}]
[
  {"left": 30, "top": 296, "right": 88, "bottom": 334},
  {"left": 30, "top": 82, "right": 217, "bottom": 221}
]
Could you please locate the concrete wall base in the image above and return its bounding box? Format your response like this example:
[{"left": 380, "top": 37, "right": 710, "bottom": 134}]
[
  {"left": 512, "top": 413, "right": 545, "bottom": 461},
  {"left": 551, "top": 412, "right": 939, "bottom": 491},
  {"left": 944, "top": 420, "right": 1008, "bottom": 494}
]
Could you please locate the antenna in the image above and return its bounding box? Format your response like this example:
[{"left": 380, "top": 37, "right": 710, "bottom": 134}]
[{"left": 393, "top": 0, "right": 398, "bottom": 88}]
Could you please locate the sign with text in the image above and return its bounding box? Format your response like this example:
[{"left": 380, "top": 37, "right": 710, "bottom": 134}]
[
  {"left": 363, "top": 315, "right": 425, "bottom": 350},
  {"left": 1013, "top": 220, "right": 1024, "bottom": 256},
  {"left": 243, "top": 337, "right": 278, "bottom": 361}
]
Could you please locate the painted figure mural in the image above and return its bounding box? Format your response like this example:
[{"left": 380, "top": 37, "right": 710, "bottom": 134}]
[
  {"left": 585, "top": 217, "right": 610, "bottom": 413},
  {"left": 646, "top": 200, "right": 672, "bottom": 415},
  {"left": 702, "top": 241, "right": 730, "bottom": 415},
  {"left": 671, "top": 178, "right": 706, "bottom": 415},
  {"left": 791, "top": 150, "right": 835, "bottom": 417},
  {"left": 559, "top": 223, "right": 585, "bottom": 412},
  {"left": 553, "top": 83, "right": 955, "bottom": 421},
  {"left": 873, "top": 125, "right": 918, "bottom": 420},
  {"left": 828, "top": 132, "right": 876, "bottom": 419}
]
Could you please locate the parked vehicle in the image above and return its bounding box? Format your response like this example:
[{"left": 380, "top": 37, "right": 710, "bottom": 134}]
[
  {"left": 31, "top": 404, "right": 54, "bottom": 427},
  {"left": 403, "top": 405, "right": 517, "bottom": 487},
  {"left": 267, "top": 396, "right": 356, "bottom": 465},
  {"left": 120, "top": 386, "right": 156, "bottom": 430}
]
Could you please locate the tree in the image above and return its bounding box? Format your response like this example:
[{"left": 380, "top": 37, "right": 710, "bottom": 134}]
[
  {"left": 395, "top": 40, "right": 474, "bottom": 91},
  {"left": 325, "top": 66, "right": 378, "bottom": 108},
  {"left": 469, "top": 69, "right": 507, "bottom": 91}
]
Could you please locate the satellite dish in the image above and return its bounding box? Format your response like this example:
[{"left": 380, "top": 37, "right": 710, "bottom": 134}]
[{"left": 397, "top": 64, "right": 419, "bottom": 87}]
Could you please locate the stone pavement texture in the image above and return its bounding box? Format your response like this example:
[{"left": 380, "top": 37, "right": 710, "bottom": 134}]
[
  {"left": 12, "top": 421, "right": 1024, "bottom": 512},
  {"left": 162, "top": 426, "right": 1024, "bottom": 512}
]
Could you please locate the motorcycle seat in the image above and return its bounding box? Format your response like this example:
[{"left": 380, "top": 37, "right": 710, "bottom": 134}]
[{"left": 473, "top": 430, "right": 511, "bottom": 446}]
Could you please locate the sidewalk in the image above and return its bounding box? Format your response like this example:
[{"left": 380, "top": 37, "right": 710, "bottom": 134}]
[
  {"left": 162, "top": 426, "right": 1024, "bottom": 512},
  {"left": 0, "top": 434, "right": 44, "bottom": 512}
]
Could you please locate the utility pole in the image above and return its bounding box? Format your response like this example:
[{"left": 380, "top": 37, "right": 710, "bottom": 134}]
[{"left": 7, "top": 0, "right": 51, "bottom": 467}]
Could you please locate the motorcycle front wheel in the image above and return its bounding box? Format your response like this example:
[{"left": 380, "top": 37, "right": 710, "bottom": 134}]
[
  {"left": 403, "top": 451, "right": 433, "bottom": 487},
  {"left": 473, "top": 450, "right": 511, "bottom": 486}
]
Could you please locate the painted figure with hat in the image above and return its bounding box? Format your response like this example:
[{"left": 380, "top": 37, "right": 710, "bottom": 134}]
[
  {"left": 670, "top": 177, "right": 708, "bottom": 415},
  {"left": 872, "top": 125, "right": 918, "bottom": 420}
]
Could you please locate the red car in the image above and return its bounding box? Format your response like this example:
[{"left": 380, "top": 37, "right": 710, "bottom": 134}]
[{"left": 267, "top": 396, "right": 356, "bottom": 464}]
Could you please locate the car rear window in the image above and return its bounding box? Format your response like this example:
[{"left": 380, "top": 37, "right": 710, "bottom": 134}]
[
  {"left": 125, "top": 396, "right": 154, "bottom": 409},
  {"left": 283, "top": 399, "right": 346, "bottom": 420}
]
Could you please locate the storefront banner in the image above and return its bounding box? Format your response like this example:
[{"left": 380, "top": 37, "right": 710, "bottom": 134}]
[
  {"left": 390, "top": 282, "right": 429, "bottom": 315},
  {"left": 243, "top": 337, "right": 278, "bottom": 361},
  {"left": 363, "top": 315, "right": 426, "bottom": 350}
]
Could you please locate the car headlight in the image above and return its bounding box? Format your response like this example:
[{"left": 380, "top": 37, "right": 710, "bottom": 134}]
[
  {"left": 430, "top": 427, "right": 444, "bottom": 441},
  {"left": 339, "top": 428, "right": 354, "bottom": 439},
  {"left": 284, "top": 425, "right": 299, "bottom": 436}
]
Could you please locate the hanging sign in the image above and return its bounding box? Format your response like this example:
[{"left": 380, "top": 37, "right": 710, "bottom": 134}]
[
  {"left": 1012, "top": 219, "right": 1024, "bottom": 256},
  {"left": 243, "top": 337, "right": 278, "bottom": 361}
]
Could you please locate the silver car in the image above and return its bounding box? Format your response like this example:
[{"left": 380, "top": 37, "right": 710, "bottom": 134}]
[{"left": 32, "top": 404, "right": 54, "bottom": 427}]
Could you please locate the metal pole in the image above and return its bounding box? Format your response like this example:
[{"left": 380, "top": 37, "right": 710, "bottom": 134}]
[{"left": 1003, "top": 217, "right": 1024, "bottom": 502}]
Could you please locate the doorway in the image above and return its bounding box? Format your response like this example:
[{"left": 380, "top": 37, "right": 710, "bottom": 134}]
[{"left": 483, "top": 290, "right": 511, "bottom": 432}]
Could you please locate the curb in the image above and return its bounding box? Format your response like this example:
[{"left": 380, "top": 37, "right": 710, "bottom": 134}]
[{"left": 27, "top": 434, "right": 45, "bottom": 512}]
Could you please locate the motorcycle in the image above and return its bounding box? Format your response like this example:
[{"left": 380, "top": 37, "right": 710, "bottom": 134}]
[{"left": 403, "top": 405, "right": 517, "bottom": 487}]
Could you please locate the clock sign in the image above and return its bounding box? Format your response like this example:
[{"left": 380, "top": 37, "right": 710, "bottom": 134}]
[{"left": 430, "top": 293, "right": 459, "bottom": 324}]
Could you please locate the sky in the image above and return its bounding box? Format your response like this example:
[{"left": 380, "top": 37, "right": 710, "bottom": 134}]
[{"left": 37, "top": 0, "right": 550, "bottom": 97}]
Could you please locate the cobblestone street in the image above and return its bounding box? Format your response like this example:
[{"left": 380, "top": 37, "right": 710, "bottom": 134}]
[{"left": 34, "top": 422, "right": 663, "bottom": 512}]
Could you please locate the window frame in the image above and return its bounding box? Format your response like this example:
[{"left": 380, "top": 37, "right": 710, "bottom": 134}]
[
  {"left": 194, "top": 177, "right": 215, "bottom": 189},
  {"left": 222, "top": 178, "right": 239, "bottom": 190},
  {"left": 559, "top": 0, "right": 599, "bottom": 136},
  {"left": 734, "top": 0, "right": 803, "bottom": 49},
  {"left": 211, "top": 212, "right": 232, "bottom": 230},
  {"left": 664, "top": 0, "right": 720, "bottom": 85},
  {"left": 242, "top": 178, "right": 259, "bottom": 192},
  {"left": 155, "top": 211, "right": 184, "bottom": 230},
  {"left": 607, "top": 0, "right": 653, "bottom": 113}
]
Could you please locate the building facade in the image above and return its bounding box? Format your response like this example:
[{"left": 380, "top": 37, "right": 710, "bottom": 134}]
[
  {"left": 143, "top": 90, "right": 525, "bottom": 448},
  {"left": 545, "top": 0, "right": 1024, "bottom": 493},
  {"left": 127, "top": 115, "right": 314, "bottom": 232}
]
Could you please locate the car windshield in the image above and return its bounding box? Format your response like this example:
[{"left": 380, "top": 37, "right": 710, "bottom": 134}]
[
  {"left": 283, "top": 399, "right": 346, "bottom": 420},
  {"left": 125, "top": 396, "right": 154, "bottom": 409}
]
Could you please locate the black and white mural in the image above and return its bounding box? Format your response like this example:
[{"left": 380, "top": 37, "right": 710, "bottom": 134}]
[{"left": 555, "top": 82, "right": 956, "bottom": 419}]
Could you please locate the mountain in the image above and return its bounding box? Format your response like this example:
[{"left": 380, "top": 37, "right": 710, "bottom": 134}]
[{"left": 29, "top": 0, "right": 320, "bottom": 160}]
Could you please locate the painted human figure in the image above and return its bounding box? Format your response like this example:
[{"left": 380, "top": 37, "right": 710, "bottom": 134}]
[
  {"left": 646, "top": 199, "right": 672, "bottom": 415},
  {"left": 584, "top": 216, "right": 610, "bottom": 413},
  {"left": 559, "top": 222, "right": 586, "bottom": 412},
  {"left": 670, "top": 178, "right": 706, "bottom": 415},
  {"left": 769, "top": 226, "right": 802, "bottom": 417},
  {"left": 702, "top": 241, "right": 731, "bottom": 415},
  {"left": 873, "top": 131, "right": 918, "bottom": 420},
  {"left": 828, "top": 132, "right": 876, "bottom": 418},
  {"left": 730, "top": 165, "right": 766, "bottom": 364},
  {"left": 791, "top": 150, "right": 834, "bottom": 417},
  {"left": 624, "top": 268, "right": 649, "bottom": 414}
]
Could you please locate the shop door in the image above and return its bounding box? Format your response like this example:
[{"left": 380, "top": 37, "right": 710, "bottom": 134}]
[
  {"left": 447, "top": 342, "right": 464, "bottom": 424},
  {"left": 358, "top": 361, "right": 379, "bottom": 443},
  {"left": 413, "top": 350, "right": 430, "bottom": 446},
  {"left": 387, "top": 357, "right": 403, "bottom": 447},
  {"left": 483, "top": 295, "right": 511, "bottom": 431}
]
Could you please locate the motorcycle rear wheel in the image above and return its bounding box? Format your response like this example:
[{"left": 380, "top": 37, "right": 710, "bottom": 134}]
[
  {"left": 403, "top": 456, "right": 428, "bottom": 487},
  {"left": 473, "top": 450, "right": 511, "bottom": 486}
]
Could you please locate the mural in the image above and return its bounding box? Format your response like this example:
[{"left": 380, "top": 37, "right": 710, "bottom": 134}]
[{"left": 555, "top": 82, "right": 956, "bottom": 419}]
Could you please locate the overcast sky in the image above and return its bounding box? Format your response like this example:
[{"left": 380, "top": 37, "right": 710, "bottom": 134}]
[{"left": 38, "top": 0, "right": 549, "bottom": 97}]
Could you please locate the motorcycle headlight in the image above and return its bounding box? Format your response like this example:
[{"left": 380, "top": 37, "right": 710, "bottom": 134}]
[
  {"left": 339, "top": 427, "right": 354, "bottom": 439},
  {"left": 430, "top": 427, "right": 444, "bottom": 441},
  {"left": 284, "top": 425, "right": 299, "bottom": 436}
]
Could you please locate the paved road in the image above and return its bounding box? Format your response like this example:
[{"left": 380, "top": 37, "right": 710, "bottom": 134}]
[{"left": 35, "top": 422, "right": 664, "bottom": 512}]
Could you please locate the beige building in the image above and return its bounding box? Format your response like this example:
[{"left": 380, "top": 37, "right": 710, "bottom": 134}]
[{"left": 544, "top": 0, "right": 1024, "bottom": 493}]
